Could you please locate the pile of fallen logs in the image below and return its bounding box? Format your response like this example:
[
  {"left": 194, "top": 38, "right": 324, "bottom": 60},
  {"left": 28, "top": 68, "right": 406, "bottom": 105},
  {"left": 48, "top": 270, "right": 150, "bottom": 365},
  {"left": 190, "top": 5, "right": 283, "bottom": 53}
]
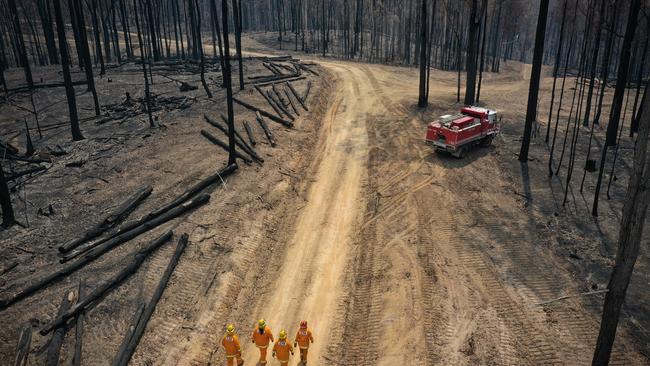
[
  {"left": 98, "top": 93, "right": 195, "bottom": 125},
  {"left": 0, "top": 163, "right": 237, "bottom": 312},
  {"left": 5, "top": 160, "right": 237, "bottom": 364},
  {"left": 1, "top": 140, "right": 56, "bottom": 190},
  {"left": 252, "top": 80, "right": 310, "bottom": 124}
]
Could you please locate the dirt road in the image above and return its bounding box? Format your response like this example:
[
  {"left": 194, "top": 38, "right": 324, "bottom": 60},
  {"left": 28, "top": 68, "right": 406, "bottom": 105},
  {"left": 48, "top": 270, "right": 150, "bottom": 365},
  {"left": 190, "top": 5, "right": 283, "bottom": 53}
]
[{"left": 238, "top": 62, "right": 374, "bottom": 365}]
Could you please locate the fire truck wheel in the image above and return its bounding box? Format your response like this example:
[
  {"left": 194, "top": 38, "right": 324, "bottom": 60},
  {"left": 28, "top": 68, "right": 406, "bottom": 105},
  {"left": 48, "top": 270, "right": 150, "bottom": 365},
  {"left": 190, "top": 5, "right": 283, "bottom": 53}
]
[
  {"left": 454, "top": 146, "right": 467, "bottom": 159},
  {"left": 481, "top": 135, "right": 494, "bottom": 147}
]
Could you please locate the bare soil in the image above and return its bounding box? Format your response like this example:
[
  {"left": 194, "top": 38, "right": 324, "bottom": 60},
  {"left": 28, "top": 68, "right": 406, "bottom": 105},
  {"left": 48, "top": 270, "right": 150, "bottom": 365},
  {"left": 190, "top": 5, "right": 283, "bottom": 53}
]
[{"left": 0, "top": 31, "right": 648, "bottom": 366}]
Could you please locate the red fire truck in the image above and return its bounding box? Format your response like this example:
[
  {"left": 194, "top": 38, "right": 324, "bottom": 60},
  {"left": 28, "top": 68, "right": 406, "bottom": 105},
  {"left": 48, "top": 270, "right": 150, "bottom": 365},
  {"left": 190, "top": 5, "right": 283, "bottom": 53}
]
[{"left": 425, "top": 106, "right": 499, "bottom": 158}]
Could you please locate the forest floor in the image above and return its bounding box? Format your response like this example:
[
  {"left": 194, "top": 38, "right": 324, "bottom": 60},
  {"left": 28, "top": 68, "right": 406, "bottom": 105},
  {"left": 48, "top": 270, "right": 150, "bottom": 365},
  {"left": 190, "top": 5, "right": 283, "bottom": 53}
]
[{"left": 0, "top": 31, "right": 649, "bottom": 366}]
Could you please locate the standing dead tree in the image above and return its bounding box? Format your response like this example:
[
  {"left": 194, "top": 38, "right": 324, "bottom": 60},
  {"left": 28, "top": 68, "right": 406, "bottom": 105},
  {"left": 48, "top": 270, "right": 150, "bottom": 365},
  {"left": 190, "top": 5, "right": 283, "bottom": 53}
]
[
  {"left": 222, "top": 0, "right": 237, "bottom": 166},
  {"left": 7, "top": 0, "right": 33, "bottom": 88},
  {"left": 0, "top": 165, "right": 15, "bottom": 228},
  {"left": 592, "top": 0, "right": 641, "bottom": 217},
  {"left": 593, "top": 80, "right": 650, "bottom": 365},
  {"left": 519, "top": 0, "right": 550, "bottom": 162},
  {"left": 417, "top": 0, "right": 428, "bottom": 108},
  {"left": 133, "top": 0, "right": 155, "bottom": 128},
  {"left": 53, "top": 0, "right": 84, "bottom": 141}
]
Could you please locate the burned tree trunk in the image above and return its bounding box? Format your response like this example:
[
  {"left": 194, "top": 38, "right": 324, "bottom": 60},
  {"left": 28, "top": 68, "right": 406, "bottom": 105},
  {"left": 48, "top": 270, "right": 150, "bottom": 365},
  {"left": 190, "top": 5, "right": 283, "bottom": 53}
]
[
  {"left": 46, "top": 291, "right": 74, "bottom": 366},
  {"left": 464, "top": 0, "right": 479, "bottom": 106},
  {"left": 37, "top": 0, "right": 58, "bottom": 64},
  {"left": 592, "top": 0, "right": 641, "bottom": 217},
  {"left": 232, "top": 0, "right": 245, "bottom": 90},
  {"left": 7, "top": 0, "right": 33, "bottom": 87},
  {"left": 72, "top": 0, "right": 100, "bottom": 116},
  {"left": 518, "top": 0, "right": 550, "bottom": 162},
  {"left": 0, "top": 165, "right": 15, "bottom": 228},
  {"left": 53, "top": 0, "right": 84, "bottom": 141},
  {"left": 593, "top": 81, "right": 650, "bottom": 365},
  {"left": 222, "top": 0, "right": 237, "bottom": 166},
  {"left": 417, "top": 0, "right": 427, "bottom": 108},
  {"left": 112, "top": 234, "right": 188, "bottom": 366},
  {"left": 133, "top": 0, "right": 155, "bottom": 128},
  {"left": 545, "top": 0, "right": 568, "bottom": 143},
  {"left": 40, "top": 232, "right": 175, "bottom": 336}
]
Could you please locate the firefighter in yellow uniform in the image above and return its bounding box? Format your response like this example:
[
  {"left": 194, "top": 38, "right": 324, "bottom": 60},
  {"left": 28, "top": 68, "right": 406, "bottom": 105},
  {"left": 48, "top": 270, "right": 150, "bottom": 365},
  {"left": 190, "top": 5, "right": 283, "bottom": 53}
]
[
  {"left": 272, "top": 330, "right": 294, "bottom": 365},
  {"left": 251, "top": 319, "right": 274, "bottom": 364},
  {"left": 221, "top": 324, "right": 244, "bottom": 366},
  {"left": 293, "top": 320, "right": 314, "bottom": 364}
]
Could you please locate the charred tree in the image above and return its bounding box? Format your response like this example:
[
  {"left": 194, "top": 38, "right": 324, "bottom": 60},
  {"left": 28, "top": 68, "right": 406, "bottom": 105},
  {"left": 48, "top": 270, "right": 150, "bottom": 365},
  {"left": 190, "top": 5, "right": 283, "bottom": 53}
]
[
  {"left": 592, "top": 0, "right": 641, "bottom": 217},
  {"left": 7, "top": 0, "right": 33, "bottom": 87},
  {"left": 0, "top": 165, "right": 15, "bottom": 228},
  {"left": 72, "top": 0, "right": 100, "bottom": 116},
  {"left": 518, "top": 0, "right": 550, "bottom": 162},
  {"left": 133, "top": 0, "right": 155, "bottom": 128},
  {"left": 593, "top": 81, "right": 650, "bottom": 365},
  {"left": 417, "top": 0, "right": 427, "bottom": 108},
  {"left": 233, "top": 0, "right": 245, "bottom": 90},
  {"left": 222, "top": 0, "right": 237, "bottom": 165},
  {"left": 464, "top": 0, "right": 480, "bottom": 106},
  {"left": 53, "top": 0, "right": 84, "bottom": 141}
]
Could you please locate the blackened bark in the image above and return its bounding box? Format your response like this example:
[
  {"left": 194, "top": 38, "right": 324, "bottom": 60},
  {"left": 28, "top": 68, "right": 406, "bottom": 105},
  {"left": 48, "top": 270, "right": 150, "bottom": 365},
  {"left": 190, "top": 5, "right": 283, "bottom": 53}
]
[
  {"left": 592, "top": 0, "right": 641, "bottom": 217},
  {"left": 8, "top": 0, "right": 33, "bottom": 87},
  {"left": 464, "top": 0, "right": 479, "bottom": 106},
  {"left": 417, "top": 0, "right": 427, "bottom": 107},
  {"left": 222, "top": 0, "right": 237, "bottom": 165},
  {"left": 518, "top": 0, "right": 550, "bottom": 162},
  {"left": 0, "top": 165, "right": 15, "bottom": 227},
  {"left": 53, "top": 0, "right": 84, "bottom": 141}
]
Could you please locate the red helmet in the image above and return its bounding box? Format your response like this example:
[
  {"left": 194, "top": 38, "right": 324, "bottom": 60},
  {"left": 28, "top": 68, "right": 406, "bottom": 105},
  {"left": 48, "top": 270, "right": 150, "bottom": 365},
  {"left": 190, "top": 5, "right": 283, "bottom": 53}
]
[{"left": 300, "top": 320, "right": 307, "bottom": 329}]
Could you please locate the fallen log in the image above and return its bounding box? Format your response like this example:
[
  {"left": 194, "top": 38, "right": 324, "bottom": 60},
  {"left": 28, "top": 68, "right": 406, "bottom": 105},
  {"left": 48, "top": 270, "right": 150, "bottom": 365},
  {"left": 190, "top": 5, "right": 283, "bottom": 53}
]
[
  {"left": 60, "top": 194, "right": 210, "bottom": 264},
  {"left": 59, "top": 185, "right": 153, "bottom": 253},
  {"left": 39, "top": 231, "right": 174, "bottom": 335},
  {"left": 272, "top": 84, "right": 290, "bottom": 109},
  {"left": 271, "top": 62, "right": 296, "bottom": 74},
  {"left": 263, "top": 55, "right": 294, "bottom": 61},
  {"left": 282, "top": 88, "right": 300, "bottom": 116},
  {"left": 14, "top": 323, "right": 32, "bottom": 366},
  {"left": 302, "top": 80, "right": 312, "bottom": 103},
  {"left": 286, "top": 82, "right": 309, "bottom": 111},
  {"left": 112, "top": 234, "right": 188, "bottom": 366},
  {"left": 200, "top": 130, "right": 253, "bottom": 165},
  {"left": 242, "top": 120, "right": 256, "bottom": 146},
  {"left": 112, "top": 301, "right": 145, "bottom": 366},
  {"left": 256, "top": 112, "right": 276, "bottom": 147},
  {"left": 247, "top": 74, "right": 277, "bottom": 80},
  {"left": 46, "top": 291, "right": 74, "bottom": 365},
  {"left": 1, "top": 140, "right": 19, "bottom": 155},
  {"left": 61, "top": 165, "right": 236, "bottom": 261},
  {"left": 262, "top": 62, "right": 280, "bottom": 75},
  {"left": 267, "top": 90, "right": 293, "bottom": 120},
  {"left": 296, "top": 63, "right": 319, "bottom": 76},
  {"left": 0, "top": 196, "right": 209, "bottom": 310},
  {"left": 6, "top": 80, "right": 87, "bottom": 93},
  {"left": 5, "top": 166, "right": 47, "bottom": 181},
  {"left": 254, "top": 85, "right": 285, "bottom": 118},
  {"left": 1, "top": 261, "right": 18, "bottom": 276},
  {"left": 250, "top": 72, "right": 300, "bottom": 85},
  {"left": 217, "top": 114, "right": 263, "bottom": 162},
  {"left": 72, "top": 281, "right": 86, "bottom": 366},
  {"left": 4, "top": 155, "right": 49, "bottom": 164},
  {"left": 254, "top": 75, "right": 305, "bottom": 87},
  {"left": 203, "top": 115, "right": 263, "bottom": 163},
  {"left": 233, "top": 97, "right": 293, "bottom": 128},
  {"left": 265, "top": 89, "right": 290, "bottom": 118}
]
